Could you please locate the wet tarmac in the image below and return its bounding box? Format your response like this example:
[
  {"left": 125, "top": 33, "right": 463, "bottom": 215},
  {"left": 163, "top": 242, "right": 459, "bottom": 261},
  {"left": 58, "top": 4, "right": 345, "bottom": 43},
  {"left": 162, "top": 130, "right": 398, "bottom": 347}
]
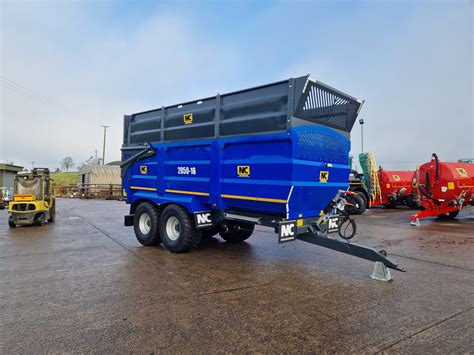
[{"left": 1, "top": 199, "right": 473, "bottom": 353}]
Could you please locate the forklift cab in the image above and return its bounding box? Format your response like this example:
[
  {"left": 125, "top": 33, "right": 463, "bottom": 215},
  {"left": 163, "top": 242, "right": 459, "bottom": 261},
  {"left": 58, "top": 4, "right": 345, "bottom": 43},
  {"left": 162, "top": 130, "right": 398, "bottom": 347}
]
[{"left": 8, "top": 168, "right": 56, "bottom": 227}]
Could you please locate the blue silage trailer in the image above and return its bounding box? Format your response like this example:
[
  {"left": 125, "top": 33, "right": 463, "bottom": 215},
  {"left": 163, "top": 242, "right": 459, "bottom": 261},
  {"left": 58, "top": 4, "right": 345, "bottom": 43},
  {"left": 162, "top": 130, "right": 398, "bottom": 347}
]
[{"left": 121, "top": 75, "right": 404, "bottom": 279}]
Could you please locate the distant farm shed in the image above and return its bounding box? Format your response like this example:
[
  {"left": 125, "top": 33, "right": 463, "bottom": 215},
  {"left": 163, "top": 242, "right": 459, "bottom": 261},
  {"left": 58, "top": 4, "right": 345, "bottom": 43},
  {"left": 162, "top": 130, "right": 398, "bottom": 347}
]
[
  {"left": 0, "top": 163, "right": 24, "bottom": 189},
  {"left": 78, "top": 164, "right": 120, "bottom": 185}
]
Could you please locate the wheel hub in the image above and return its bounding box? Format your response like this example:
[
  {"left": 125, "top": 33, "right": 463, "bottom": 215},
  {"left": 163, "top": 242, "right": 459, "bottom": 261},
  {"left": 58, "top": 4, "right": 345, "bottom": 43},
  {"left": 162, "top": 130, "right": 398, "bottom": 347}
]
[
  {"left": 166, "top": 216, "right": 181, "bottom": 241},
  {"left": 139, "top": 213, "right": 151, "bottom": 235}
]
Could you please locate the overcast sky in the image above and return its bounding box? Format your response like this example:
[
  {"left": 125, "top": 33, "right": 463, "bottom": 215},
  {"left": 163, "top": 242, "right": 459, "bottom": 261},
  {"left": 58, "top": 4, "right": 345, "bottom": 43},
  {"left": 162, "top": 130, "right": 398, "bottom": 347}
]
[{"left": 1, "top": 0, "right": 473, "bottom": 171}]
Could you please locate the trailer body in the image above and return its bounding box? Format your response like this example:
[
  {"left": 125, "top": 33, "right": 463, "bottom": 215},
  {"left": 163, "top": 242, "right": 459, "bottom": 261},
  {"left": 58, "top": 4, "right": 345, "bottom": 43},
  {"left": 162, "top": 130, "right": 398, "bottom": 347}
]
[
  {"left": 122, "top": 76, "right": 360, "bottom": 222},
  {"left": 124, "top": 125, "right": 352, "bottom": 220},
  {"left": 377, "top": 169, "right": 418, "bottom": 208},
  {"left": 121, "top": 75, "right": 404, "bottom": 273},
  {"left": 411, "top": 154, "right": 474, "bottom": 224}
]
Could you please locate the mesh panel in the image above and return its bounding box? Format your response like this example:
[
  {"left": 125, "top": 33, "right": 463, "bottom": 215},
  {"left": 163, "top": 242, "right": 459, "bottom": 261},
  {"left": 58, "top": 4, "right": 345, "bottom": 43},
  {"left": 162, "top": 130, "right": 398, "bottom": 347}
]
[
  {"left": 294, "top": 129, "right": 349, "bottom": 164},
  {"left": 293, "top": 81, "right": 360, "bottom": 133}
]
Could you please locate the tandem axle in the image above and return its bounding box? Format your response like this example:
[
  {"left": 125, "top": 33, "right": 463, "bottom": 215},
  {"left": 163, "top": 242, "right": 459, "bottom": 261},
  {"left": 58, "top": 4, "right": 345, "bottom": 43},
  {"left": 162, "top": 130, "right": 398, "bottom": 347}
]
[{"left": 124, "top": 191, "right": 405, "bottom": 280}]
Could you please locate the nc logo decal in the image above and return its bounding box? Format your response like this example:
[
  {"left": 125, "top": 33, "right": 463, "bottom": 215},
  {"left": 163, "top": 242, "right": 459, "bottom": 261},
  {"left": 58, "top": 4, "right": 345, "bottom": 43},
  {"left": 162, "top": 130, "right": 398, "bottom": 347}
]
[
  {"left": 320, "top": 171, "right": 329, "bottom": 182},
  {"left": 194, "top": 212, "right": 212, "bottom": 228},
  {"left": 279, "top": 221, "right": 296, "bottom": 243},
  {"left": 237, "top": 165, "right": 250, "bottom": 177}
]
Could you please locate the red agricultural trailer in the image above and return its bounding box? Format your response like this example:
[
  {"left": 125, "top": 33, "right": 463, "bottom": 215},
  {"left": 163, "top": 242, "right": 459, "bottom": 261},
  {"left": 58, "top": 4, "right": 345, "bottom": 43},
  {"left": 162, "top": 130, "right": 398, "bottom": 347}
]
[
  {"left": 376, "top": 169, "right": 418, "bottom": 209},
  {"left": 359, "top": 153, "right": 418, "bottom": 210},
  {"left": 410, "top": 154, "right": 474, "bottom": 225}
]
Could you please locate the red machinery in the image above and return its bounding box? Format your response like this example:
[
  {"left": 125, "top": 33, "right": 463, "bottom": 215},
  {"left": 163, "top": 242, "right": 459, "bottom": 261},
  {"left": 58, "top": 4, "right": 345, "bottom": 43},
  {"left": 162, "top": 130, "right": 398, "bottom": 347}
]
[
  {"left": 410, "top": 153, "right": 474, "bottom": 225},
  {"left": 376, "top": 169, "right": 418, "bottom": 208}
]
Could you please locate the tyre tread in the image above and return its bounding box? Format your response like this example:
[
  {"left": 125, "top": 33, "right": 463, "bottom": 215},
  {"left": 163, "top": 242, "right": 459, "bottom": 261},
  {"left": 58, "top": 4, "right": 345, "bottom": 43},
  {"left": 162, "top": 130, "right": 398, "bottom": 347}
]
[
  {"left": 134, "top": 202, "right": 161, "bottom": 246},
  {"left": 160, "top": 204, "right": 201, "bottom": 253}
]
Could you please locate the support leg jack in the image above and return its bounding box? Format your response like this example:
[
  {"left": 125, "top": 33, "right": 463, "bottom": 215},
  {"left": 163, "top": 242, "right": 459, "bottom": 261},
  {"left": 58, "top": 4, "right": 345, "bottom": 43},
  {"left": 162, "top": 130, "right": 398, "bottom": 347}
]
[{"left": 371, "top": 261, "right": 393, "bottom": 282}]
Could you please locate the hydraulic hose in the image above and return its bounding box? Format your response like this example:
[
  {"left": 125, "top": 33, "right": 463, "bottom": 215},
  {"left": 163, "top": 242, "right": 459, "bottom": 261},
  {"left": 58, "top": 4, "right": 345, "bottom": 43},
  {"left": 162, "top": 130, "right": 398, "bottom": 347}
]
[
  {"left": 418, "top": 184, "right": 440, "bottom": 206},
  {"left": 416, "top": 153, "right": 441, "bottom": 206}
]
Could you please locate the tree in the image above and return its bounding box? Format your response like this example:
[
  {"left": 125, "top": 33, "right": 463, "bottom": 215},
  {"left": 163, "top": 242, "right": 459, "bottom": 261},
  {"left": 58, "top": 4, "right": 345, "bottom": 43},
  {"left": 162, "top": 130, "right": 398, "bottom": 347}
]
[{"left": 60, "top": 157, "right": 75, "bottom": 172}]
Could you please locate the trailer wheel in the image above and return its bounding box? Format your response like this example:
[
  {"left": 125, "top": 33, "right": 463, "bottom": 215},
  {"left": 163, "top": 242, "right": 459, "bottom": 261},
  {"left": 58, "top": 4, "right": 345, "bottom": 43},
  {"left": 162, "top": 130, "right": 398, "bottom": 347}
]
[
  {"left": 406, "top": 196, "right": 420, "bottom": 210},
  {"left": 437, "top": 211, "right": 459, "bottom": 219},
  {"left": 160, "top": 204, "right": 201, "bottom": 253},
  {"left": 133, "top": 202, "right": 161, "bottom": 246},
  {"left": 219, "top": 221, "right": 254, "bottom": 243},
  {"left": 8, "top": 216, "right": 16, "bottom": 228}
]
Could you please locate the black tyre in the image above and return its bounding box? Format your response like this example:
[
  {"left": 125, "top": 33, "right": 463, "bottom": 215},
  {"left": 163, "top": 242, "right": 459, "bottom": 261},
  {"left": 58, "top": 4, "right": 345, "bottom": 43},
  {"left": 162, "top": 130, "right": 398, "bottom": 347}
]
[
  {"left": 133, "top": 202, "right": 161, "bottom": 246},
  {"left": 8, "top": 216, "right": 16, "bottom": 228},
  {"left": 48, "top": 205, "right": 56, "bottom": 223},
  {"left": 383, "top": 202, "right": 397, "bottom": 209},
  {"left": 160, "top": 204, "right": 201, "bottom": 253},
  {"left": 346, "top": 194, "right": 366, "bottom": 215},
  {"left": 406, "top": 196, "right": 420, "bottom": 210},
  {"left": 219, "top": 221, "right": 254, "bottom": 243},
  {"left": 34, "top": 213, "right": 45, "bottom": 226},
  {"left": 438, "top": 211, "right": 459, "bottom": 219},
  {"left": 357, "top": 192, "right": 368, "bottom": 211}
]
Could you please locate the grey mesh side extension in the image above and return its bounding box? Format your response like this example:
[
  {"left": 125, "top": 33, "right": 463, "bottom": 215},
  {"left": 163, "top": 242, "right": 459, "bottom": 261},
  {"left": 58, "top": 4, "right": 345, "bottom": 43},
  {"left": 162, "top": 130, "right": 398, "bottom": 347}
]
[
  {"left": 293, "top": 78, "right": 362, "bottom": 133},
  {"left": 122, "top": 75, "right": 363, "bottom": 147}
]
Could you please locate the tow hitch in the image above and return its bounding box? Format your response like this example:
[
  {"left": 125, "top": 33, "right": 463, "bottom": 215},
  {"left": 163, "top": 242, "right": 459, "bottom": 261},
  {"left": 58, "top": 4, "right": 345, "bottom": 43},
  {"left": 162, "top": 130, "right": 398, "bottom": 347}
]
[
  {"left": 296, "top": 190, "right": 406, "bottom": 281},
  {"left": 297, "top": 233, "right": 405, "bottom": 277}
]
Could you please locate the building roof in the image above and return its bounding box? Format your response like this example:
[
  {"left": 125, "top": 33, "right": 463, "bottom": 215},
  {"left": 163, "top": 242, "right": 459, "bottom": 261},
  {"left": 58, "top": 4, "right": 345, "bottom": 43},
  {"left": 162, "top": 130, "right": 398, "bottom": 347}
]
[
  {"left": 0, "top": 163, "right": 24, "bottom": 173},
  {"left": 79, "top": 164, "right": 120, "bottom": 174},
  {"left": 79, "top": 164, "right": 121, "bottom": 185}
]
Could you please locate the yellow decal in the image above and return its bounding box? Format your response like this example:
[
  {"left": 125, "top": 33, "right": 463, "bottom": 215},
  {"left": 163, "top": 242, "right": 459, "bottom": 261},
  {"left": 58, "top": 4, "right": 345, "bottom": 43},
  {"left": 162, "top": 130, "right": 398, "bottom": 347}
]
[
  {"left": 183, "top": 113, "right": 193, "bottom": 125},
  {"left": 456, "top": 167, "right": 468, "bottom": 177},
  {"left": 237, "top": 165, "right": 250, "bottom": 177},
  {"left": 386, "top": 183, "right": 391, "bottom": 188},
  {"left": 130, "top": 186, "right": 157, "bottom": 191},
  {"left": 319, "top": 171, "right": 329, "bottom": 182},
  {"left": 140, "top": 166, "right": 148, "bottom": 174},
  {"left": 166, "top": 189, "right": 209, "bottom": 196},
  {"left": 297, "top": 218, "right": 303, "bottom": 227},
  {"left": 221, "top": 194, "right": 286, "bottom": 204},
  {"left": 447, "top": 182, "right": 455, "bottom": 190},
  {"left": 392, "top": 175, "right": 401, "bottom": 181},
  {"left": 123, "top": 189, "right": 127, "bottom": 197}
]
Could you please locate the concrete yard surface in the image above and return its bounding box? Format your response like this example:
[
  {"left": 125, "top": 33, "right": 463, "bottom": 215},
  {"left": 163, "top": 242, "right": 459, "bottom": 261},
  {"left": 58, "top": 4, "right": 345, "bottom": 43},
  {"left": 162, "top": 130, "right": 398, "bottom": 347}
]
[{"left": 1, "top": 199, "right": 473, "bottom": 353}]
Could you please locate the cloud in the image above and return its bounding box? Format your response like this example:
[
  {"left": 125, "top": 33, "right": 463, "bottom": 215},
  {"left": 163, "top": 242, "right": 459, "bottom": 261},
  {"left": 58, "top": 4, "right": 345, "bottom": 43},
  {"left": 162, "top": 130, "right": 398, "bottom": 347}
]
[
  {"left": 287, "top": 1, "right": 473, "bottom": 168},
  {"left": 1, "top": 2, "right": 237, "bottom": 168},
  {"left": 1, "top": 1, "right": 472, "bottom": 171}
]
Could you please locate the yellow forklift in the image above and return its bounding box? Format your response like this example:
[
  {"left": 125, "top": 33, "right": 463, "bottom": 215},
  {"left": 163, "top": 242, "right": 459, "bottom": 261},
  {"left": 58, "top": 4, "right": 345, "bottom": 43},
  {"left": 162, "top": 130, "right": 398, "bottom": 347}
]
[{"left": 8, "top": 168, "right": 56, "bottom": 228}]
